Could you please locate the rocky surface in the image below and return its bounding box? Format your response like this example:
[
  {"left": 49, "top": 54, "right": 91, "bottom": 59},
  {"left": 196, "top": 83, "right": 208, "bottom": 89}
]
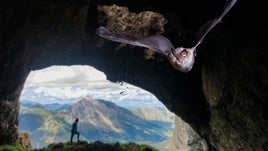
[
  {"left": 35, "top": 141, "right": 157, "bottom": 151},
  {"left": 0, "top": 0, "right": 267, "bottom": 150},
  {"left": 18, "top": 132, "right": 32, "bottom": 150},
  {"left": 168, "top": 116, "right": 208, "bottom": 151}
]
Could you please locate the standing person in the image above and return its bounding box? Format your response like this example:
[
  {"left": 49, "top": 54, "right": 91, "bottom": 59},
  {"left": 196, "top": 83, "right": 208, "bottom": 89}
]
[{"left": 70, "top": 118, "right": 80, "bottom": 144}]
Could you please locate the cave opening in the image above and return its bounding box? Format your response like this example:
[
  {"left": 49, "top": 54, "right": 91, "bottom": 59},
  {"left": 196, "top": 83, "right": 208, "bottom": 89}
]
[{"left": 18, "top": 65, "right": 175, "bottom": 150}]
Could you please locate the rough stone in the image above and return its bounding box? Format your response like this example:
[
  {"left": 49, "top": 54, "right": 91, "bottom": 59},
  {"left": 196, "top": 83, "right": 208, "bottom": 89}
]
[
  {"left": 18, "top": 132, "right": 32, "bottom": 150},
  {"left": 168, "top": 115, "right": 208, "bottom": 151},
  {"left": 0, "top": 0, "right": 267, "bottom": 150}
]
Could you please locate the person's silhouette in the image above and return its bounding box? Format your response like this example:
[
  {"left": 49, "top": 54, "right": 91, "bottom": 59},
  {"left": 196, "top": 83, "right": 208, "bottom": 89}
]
[{"left": 70, "top": 118, "right": 80, "bottom": 144}]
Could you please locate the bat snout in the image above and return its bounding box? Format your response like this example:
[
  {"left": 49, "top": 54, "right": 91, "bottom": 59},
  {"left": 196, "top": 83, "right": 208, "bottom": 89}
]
[{"left": 170, "top": 47, "right": 196, "bottom": 73}]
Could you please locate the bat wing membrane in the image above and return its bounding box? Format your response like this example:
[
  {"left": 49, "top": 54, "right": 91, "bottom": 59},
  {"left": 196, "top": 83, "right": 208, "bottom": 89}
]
[
  {"left": 136, "top": 35, "right": 175, "bottom": 56},
  {"left": 195, "top": 0, "right": 237, "bottom": 47},
  {"left": 96, "top": 26, "right": 139, "bottom": 45},
  {"left": 96, "top": 26, "right": 174, "bottom": 56}
]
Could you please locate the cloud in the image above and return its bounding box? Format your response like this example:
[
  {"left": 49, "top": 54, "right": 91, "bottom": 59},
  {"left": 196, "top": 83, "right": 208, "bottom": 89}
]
[
  {"left": 25, "top": 65, "right": 107, "bottom": 86},
  {"left": 21, "top": 65, "right": 165, "bottom": 108}
]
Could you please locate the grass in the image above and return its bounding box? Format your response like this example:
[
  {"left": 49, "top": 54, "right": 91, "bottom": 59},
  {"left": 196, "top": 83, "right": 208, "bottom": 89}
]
[
  {"left": 0, "top": 144, "right": 25, "bottom": 151},
  {"left": 38, "top": 141, "right": 159, "bottom": 151},
  {"left": 120, "top": 142, "right": 158, "bottom": 151},
  {"left": 0, "top": 141, "right": 159, "bottom": 151}
]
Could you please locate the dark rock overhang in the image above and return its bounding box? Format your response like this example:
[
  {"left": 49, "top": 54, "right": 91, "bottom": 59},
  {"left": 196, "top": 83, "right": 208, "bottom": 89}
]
[{"left": 0, "top": 0, "right": 267, "bottom": 150}]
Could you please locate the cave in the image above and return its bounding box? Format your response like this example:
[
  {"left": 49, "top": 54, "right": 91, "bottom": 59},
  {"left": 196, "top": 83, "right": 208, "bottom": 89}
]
[{"left": 0, "top": 0, "right": 267, "bottom": 150}]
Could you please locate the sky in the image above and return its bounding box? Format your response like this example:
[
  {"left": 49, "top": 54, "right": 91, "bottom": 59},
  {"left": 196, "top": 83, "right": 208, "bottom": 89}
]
[{"left": 20, "top": 65, "right": 165, "bottom": 108}]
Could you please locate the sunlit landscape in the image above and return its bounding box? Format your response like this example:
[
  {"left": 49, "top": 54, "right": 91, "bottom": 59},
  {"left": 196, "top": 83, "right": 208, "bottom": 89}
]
[{"left": 19, "top": 65, "right": 174, "bottom": 150}]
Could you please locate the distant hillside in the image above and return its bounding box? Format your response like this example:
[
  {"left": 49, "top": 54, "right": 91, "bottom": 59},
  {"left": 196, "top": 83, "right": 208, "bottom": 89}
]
[
  {"left": 129, "top": 107, "right": 174, "bottom": 122},
  {"left": 20, "top": 101, "right": 71, "bottom": 111},
  {"left": 19, "top": 96, "right": 174, "bottom": 149},
  {"left": 19, "top": 106, "right": 71, "bottom": 149}
]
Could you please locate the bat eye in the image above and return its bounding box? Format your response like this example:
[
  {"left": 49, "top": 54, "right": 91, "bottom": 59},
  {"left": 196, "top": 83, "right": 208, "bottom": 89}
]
[{"left": 180, "top": 50, "right": 188, "bottom": 57}]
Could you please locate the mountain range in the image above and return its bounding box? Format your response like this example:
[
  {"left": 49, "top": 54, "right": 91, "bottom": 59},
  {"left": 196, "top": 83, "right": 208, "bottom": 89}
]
[{"left": 19, "top": 96, "right": 174, "bottom": 150}]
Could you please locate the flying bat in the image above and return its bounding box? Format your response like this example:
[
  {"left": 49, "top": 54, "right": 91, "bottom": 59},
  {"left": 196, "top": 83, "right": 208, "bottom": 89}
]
[{"left": 96, "top": 0, "right": 237, "bottom": 73}]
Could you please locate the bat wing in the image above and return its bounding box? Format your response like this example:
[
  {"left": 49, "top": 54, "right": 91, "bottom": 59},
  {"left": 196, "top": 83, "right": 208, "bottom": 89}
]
[
  {"left": 194, "top": 0, "right": 237, "bottom": 47},
  {"left": 96, "top": 26, "right": 174, "bottom": 56}
]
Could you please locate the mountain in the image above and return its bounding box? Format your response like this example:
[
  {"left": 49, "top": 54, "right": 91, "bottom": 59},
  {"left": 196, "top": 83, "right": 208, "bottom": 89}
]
[
  {"left": 129, "top": 107, "right": 174, "bottom": 122},
  {"left": 20, "top": 84, "right": 165, "bottom": 108},
  {"left": 19, "top": 96, "right": 174, "bottom": 149},
  {"left": 19, "top": 106, "right": 71, "bottom": 148},
  {"left": 20, "top": 101, "right": 71, "bottom": 111}
]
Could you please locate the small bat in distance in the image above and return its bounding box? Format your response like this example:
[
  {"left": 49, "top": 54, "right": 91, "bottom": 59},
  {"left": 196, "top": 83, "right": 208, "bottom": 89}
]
[{"left": 96, "top": 0, "right": 237, "bottom": 73}]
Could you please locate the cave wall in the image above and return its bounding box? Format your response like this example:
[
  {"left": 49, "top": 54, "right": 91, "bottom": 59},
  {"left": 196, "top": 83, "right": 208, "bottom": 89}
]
[
  {"left": 168, "top": 115, "right": 208, "bottom": 151},
  {"left": 201, "top": 27, "right": 268, "bottom": 150},
  {"left": 0, "top": 0, "right": 267, "bottom": 150}
]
